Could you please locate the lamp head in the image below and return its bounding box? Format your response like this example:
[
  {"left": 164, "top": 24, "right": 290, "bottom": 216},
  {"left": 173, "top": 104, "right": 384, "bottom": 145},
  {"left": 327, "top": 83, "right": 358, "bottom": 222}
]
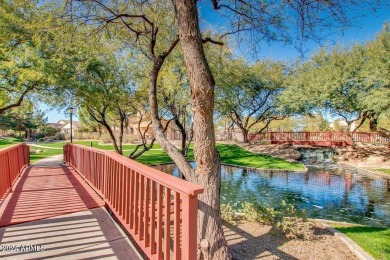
[{"left": 68, "top": 107, "right": 74, "bottom": 115}]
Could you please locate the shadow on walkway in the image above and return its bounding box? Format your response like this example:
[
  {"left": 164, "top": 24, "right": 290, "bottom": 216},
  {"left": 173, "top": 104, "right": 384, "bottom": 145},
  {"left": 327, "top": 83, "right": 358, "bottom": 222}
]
[
  {"left": 0, "top": 159, "right": 103, "bottom": 227},
  {"left": 0, "top": 156, "right": 141, "bottom": 259}
]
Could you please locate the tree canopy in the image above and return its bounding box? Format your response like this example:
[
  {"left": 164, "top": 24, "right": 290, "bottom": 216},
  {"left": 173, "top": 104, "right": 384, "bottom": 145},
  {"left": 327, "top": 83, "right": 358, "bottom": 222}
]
[
  {"left": 216, "top": 59, "right": 287, "bottom": 142},
  {"left": 282, "top": 24, "right": 390, "bottom": 135}
]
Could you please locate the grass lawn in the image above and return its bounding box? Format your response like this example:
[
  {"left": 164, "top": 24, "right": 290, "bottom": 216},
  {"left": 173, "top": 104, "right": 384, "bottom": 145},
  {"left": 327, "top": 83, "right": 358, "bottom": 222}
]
[
  {"left": 29, "top": 145, "right": 63, "bottom": 163},
  {"left": 134, "top": 144, "right": 305, "bottom": 171},
  {"left": 33, "top": 140, "right": 161, "bottom": 150},
  {"left": 374, "top": 168, "right": 390, "bottom": 175},
  {"left": 26, "top": 140, "right": 304, "bottom": 171},
  {"left": 0, "top": 138, "right": 22, "bottom": 149},
  {"left": 332, "top": 224, "right": 390, "bottom": 259},
  {"left": 132, "top": 149, "right": 177, "bottom": 165},
  {"left": 216, "top": 144, "right": 305, "bottom": 170}
]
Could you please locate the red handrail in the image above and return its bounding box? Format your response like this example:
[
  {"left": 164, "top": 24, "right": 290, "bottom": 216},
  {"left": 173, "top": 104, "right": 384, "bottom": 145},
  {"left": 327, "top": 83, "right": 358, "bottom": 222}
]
[
  {"left": 64, "top": 144, "right": 203, "bottom": 260},
  {"left": 248, "top": 131, "right": 390, "bottom": 146},
  {"left": 0, "top": 143, "right": 30, "bottom": 200}
]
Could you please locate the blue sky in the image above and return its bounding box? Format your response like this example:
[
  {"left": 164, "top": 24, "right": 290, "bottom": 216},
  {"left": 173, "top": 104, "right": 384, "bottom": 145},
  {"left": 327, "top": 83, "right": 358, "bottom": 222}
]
[
  {"left": 43, "top": 3, "right": 389, "bottom": 123},
  {"left": 43, "top": 104, "right": 74, "bottom": 123},
  {"left": 198, "top": 1, "right": 389, "bottom": 61}
]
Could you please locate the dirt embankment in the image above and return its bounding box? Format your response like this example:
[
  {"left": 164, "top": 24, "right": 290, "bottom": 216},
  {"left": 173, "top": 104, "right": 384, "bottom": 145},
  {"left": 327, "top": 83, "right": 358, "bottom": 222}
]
[
  {"left": 238, "top": 143, "right": 302, "bottom": 162},
  {"left": 335, "top": 143, "right": 390, "bottom": 169},
  {"left": 225, "top": 221, "right": 357, "bottom": 260}
]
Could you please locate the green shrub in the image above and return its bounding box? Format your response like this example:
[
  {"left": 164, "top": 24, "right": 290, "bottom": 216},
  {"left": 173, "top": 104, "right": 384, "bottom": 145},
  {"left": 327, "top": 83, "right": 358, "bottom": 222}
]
[
  {"left": 99, "top": 133, "right": 112, "bottom": 143},
  {"left": 240, "top": 200, "right": 312, "bottom": 239},
  {"left": 242, "top": 201, "right": 276, "bottom": 224},
  {"left": 86, "top": 132, "right": 100, "bottom": 140},
  {"left": 99, "top": 133, "right": 139, "bottom": 144},
  {"left": 74, "top": 132, "right": 100, "bottom": 140},
  {"left": 55, "top": 133, "right": 65, "bottom": 140},
  {"left": 220, "top": 203, "right": 235, "bottom": 223},
  {"left": 123, "top": 134, "right": 139, "bottom": 143},
  {"left": 273, "top": 201, "right": 311, "bottom": 239}
]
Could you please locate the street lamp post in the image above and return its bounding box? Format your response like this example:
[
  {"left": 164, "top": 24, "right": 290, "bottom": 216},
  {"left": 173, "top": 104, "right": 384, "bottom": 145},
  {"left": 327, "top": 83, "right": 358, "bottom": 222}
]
[{"left": 68, "top": 107, "right": 74, "bottom": 143}]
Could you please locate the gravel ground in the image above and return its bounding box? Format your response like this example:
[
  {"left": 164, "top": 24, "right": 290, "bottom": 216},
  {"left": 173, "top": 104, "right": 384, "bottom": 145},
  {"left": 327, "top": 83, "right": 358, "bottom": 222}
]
[{"left": 224, "top": 221, "right": 357, "bottom": 260}]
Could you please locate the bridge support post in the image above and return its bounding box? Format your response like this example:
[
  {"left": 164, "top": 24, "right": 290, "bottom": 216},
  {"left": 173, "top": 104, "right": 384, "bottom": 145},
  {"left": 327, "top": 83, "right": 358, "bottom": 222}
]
[{"left": 7, "top": 152, "right": 12, "bottom": 192}]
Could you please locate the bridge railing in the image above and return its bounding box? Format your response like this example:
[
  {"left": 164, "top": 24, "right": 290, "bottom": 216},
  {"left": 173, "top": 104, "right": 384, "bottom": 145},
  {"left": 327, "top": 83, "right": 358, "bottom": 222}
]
[
  {"left": 248, "top": 131, "right": 390, "bottom": 146},
  {"left": 64, "top": 144, "right": 203, "bottom": 260},
  {"left": 0, "top": 143, "right": 30, "bottom": 200},
  {"left": 352, "top": 132, "right": 390, "bottom": 144}
]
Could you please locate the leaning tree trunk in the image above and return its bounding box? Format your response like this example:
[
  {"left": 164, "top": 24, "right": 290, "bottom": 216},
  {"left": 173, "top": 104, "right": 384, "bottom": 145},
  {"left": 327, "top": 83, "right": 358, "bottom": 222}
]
[
  {"left": 172, "top": 0, "right": 231, "bottom": 259},
  {"left": 173, "top": 117, "right": 187, "bottom": 155}
]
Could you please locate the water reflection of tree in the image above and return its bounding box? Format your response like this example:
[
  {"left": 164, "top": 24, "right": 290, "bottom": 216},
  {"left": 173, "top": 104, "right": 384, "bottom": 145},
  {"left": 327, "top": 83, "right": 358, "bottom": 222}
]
[
  {"left": 220, "top": 166, "right": 255, "bottom": 208},
  {"left": 221, "top": 166, "right": 305, "bottom": 209},
  {"left": 388, "top": 179, "right": 390, "bottom": 192}
]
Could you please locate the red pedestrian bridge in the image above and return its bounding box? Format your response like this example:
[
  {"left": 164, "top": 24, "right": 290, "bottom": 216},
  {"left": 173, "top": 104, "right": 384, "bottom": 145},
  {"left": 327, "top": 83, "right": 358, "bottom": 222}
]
[
  {"left": 248, "top": 131, "right": 390, "bottom": 147},
  {"left": 0, "top": 143, "right": 203, "bottom": 259}
]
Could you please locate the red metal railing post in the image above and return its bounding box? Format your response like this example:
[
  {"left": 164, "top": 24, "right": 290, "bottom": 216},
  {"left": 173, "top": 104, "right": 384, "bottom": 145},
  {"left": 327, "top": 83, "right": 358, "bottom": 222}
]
[
  {"left": 6, "top": 151, "right": 12, "bottom": 193},
  {"left": 181, "top": 195, "right": 198, "bottom": 260},
  {"left": 0, "top": 144, "right": 30, "bottom": 199},
  {"left": 270, "top": 132, "right": 274, "bottom": 144},
  {"left": 26, "top": 145, "right": 30, "bottom": 165},
  {"left": 247, "top": 131, "right": 390, "bottom": 146},
  {"left": 63, "top": 143, "right": 203, "bottom": 259},
  {"left": 16, "top": 147, "right": 21, "bottom": 173}
]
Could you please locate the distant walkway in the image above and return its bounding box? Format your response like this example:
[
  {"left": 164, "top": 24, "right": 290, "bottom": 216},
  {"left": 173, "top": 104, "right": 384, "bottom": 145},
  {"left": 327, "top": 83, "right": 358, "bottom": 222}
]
[
  {"left": 28, "top": 144, "right": 63, "bottom": 150},
  {"left": 0, "top": 156, "right": 141, "bottom": 259},
  {"left": 31, "top": 154, "right": 64, "bottom": 166}
]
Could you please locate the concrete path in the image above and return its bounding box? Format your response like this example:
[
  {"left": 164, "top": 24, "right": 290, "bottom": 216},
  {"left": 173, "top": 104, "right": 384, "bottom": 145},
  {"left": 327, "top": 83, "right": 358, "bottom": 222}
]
[
  {"left": 28, "top": 144, "right": 63, "bottom": 150},
  {"left": 0, "top": 155, "right": 142, "bottom": 259},
  {"left": 31, "top": 154, "right": 64, "bottom": 167}
]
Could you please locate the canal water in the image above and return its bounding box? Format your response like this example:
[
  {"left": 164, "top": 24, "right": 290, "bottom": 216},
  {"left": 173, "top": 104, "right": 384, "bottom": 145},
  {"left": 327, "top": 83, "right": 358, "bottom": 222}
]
[{"left": 154, "top": 163, "right": 390, "bottom": 227}]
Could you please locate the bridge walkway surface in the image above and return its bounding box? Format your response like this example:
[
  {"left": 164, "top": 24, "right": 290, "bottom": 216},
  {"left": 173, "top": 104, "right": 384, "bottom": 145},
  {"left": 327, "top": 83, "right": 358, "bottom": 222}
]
[{"left": 0, "top": 155, "right": 142, "bottom": 259}]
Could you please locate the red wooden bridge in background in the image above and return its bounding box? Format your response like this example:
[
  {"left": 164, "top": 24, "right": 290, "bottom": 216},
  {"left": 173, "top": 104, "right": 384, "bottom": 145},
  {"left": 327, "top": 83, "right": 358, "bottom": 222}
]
[
  {"left": 248, "top": 131, "right": 390, "bottom": 147},
  {"left": 0, "top": 143, "right": 203, "bottom": 259}
]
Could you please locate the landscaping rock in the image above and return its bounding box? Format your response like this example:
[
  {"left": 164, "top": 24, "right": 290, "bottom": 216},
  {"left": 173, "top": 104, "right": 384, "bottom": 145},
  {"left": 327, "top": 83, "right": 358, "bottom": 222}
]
[
  {"left": 240, "top": 144, "right": 301, "bottom": 161},
  {"left": 336, "top": 144, "right": 390, "bottom": 169}
]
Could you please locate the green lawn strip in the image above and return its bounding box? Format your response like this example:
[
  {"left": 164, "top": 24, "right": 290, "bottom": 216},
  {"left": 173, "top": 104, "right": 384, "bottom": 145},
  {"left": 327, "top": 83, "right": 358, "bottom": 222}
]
[
  {"left": 332, "top": 224, "right": 390, "bottom": 259},
  {"left": 29, "top": 145, "right": 63, "bottom": 163},
  {"left": 0, "top": 138, "right": 22, "bottom": 149},
  {"left": 373, "top": 168, "right": 390, "bottom": 175},
  {"left": 28, "top": 141, "right": 304, "bottom": 171},
  {"left": 131, "top": 149, "right": 176, "bottom": 165},
  {"left": 133, "top": 144, "right": 304, "bottom": 171},
  {"left": 217, "top": 144, "right": 305, "bottom": 170},
  {"left": 33, "top": 140, "right": 161, "bottom": 150}
]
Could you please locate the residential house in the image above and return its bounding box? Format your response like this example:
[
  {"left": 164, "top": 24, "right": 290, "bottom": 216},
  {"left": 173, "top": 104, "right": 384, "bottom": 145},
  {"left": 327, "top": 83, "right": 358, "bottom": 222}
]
[
  {"left": 126, "top": 114, "right": 181, "bottom": 141},
  {"left": 53, "top": 120, "right": 82, "bottom": 136}
]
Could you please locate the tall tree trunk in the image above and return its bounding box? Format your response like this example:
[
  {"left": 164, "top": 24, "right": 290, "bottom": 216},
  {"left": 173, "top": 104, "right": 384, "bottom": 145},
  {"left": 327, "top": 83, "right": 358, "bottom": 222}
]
[
  {"left": 227, "top": 123, "right": 234, "bottom": 141},
  {"left": 105, "top": 123, "right": 122, "bottom": 154},
  {"left": 172, "top": 0, "right": 231, "bottom": 259},
  {"left": 238, "top": 126, "right": 249, "bottom": 143},
  {"left": 345, "top": 121, "right": 354, "bottom": 146}
]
